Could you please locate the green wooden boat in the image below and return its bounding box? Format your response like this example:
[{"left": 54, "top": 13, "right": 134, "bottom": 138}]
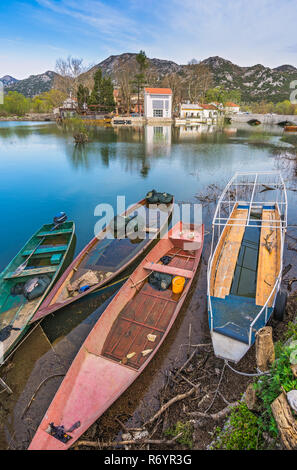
[{"left": 0, "top": 219, "right": 75, "bottom": 361}]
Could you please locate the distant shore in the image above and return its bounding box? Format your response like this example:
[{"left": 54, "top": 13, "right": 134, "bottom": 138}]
[{"left": 0, "top": 113, "right": 55, "bottom": 122}]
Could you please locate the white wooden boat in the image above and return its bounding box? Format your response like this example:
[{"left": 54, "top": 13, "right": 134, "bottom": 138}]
[{"left": 207, "top": 172, "right": 287, "bottom": 363}]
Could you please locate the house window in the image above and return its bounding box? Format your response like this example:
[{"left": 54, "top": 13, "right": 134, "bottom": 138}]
[{"left": 153, "top": 109, "right": 163, "bottom": 117}]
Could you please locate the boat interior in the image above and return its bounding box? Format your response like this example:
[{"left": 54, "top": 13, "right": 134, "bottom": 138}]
[
  {"left": 51, "top": 202, "right": 173, "bottom": 305},
  {"left": 210, "top": 203, "right": 281, "bottom": 344},
  {"left": 102, "top": 226, "right": 201, "bottom": 370},
  {"left": 0, "top": 222, "right": 73, "bottom": 332}
]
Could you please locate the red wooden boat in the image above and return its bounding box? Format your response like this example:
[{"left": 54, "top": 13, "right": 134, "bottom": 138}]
[
  {"left": 28, "top": 221, "right": 204, "bottom": 450},
  {"left": 30, "top": 197, "right": 174, "bottom": 323}
]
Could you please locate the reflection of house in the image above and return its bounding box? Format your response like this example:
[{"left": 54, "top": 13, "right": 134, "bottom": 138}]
[
  {"left": 178, "top": 124, "right": 215, "bottom": 139},
  {"left": 145, "top": 125, "right": 172, "bottom": 155},
  {"left": 224, "top": 102, "right": 240, "bottom": 114},
  {"left": 144, "top": 88, "right": 172, "bottom": 119}
]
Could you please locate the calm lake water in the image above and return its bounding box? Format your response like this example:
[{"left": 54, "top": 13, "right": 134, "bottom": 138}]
[{"left": 1, "top": 120, "right": 297, "bottom": 449}]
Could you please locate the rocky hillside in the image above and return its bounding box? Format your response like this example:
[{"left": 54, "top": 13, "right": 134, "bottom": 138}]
[
  {"left": 3, "top": 54, "right": 297, "bottom": 102},
  {"left": 5, "top": 71, "right": 57, "bottom": 97},
  {"left": 201, "top": 56, "right": 297, "bottom": 102},
  {"left": 0, "top": 75, "right": 18, "bottom": 87}
]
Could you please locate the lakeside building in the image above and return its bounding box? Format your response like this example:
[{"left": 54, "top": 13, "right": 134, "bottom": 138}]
[
  {"left": 224, "top": 102, "right": 240, "bottom": 114},
  {"left": 55, "top": 94, "right": 78, "bottom": 118},
  {"left": 144, "top": 88, "right": 172, "bottom": 120},
  {"left": 176, "top": 102, "right": 219, "bottom": 125}
]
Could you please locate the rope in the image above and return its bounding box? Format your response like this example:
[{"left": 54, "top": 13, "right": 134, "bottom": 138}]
[{"left": 224, "top": 360, "right": 270, "bottom": 377}]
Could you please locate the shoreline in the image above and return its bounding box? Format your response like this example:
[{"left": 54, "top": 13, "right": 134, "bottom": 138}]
[{"left": 0, "top": 113, "right": 55, "bottom": 122}]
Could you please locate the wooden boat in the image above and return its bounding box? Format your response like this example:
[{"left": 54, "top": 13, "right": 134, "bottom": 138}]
[
  {"left": 28, "top": 221, "right": 204, "bottom": 450},
  {"left": 207, "top": 172, "right": 287, "bottom": 363},
  {"left": 30, "top": 196, "right": 174, "bottom": 324},
  {"left": 0, "top": 220, "right": 75, "bottom": 361},
  {"left": 284, "top": 125, "right": 297, "bottom": 132}
]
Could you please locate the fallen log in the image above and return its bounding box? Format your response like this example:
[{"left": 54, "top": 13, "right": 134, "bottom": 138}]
[
  {"left": 255, "top": 327, "right": 275, "bottom": 372},
  {"left": 76, "top": 432, "right": 183, "bottom": 449},
  {"left": 271, "top": 392, "right": 297, "bottom": 450}
]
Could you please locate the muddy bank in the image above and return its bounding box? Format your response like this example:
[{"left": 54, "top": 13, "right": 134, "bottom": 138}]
[{"left": 76, "top": 291, "right": 297, "bottom": 451}]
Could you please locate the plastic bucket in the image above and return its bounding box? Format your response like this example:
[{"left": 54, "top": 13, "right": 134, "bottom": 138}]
[{"left": 172, "top": 276, "right": 185, "bottom": 294}]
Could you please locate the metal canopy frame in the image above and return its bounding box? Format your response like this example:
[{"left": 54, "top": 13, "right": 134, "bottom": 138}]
[{"left": 207, "top": 171, "right": 287, "bottom": 347}]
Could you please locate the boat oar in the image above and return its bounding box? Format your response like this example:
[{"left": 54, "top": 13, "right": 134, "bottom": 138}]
[{"left": 13, "top": 212, "right": 67, "bottom": 276}]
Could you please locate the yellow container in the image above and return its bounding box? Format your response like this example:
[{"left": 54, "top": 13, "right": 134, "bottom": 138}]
[{"left": 172, "top": 276, "right": 185, "bottom": 294}]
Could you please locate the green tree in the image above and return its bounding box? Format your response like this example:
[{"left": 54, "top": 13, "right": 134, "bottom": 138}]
[
  {"left": 0, "top": 91, "right": 31, "bottom": 116},
  {"left": 88, "top": 68, "right": 115, "bottom": 112},
  {"left": 132, "top": 50, "right": 148, "bottom": 114},
  {"left": 99, "top": 76, "right": 115, "bottom": 111},
  {"left": 77, "top": 84, "right": 89, "bottom": 108},
  {"left": 206, "top": 86, "right": 241, "bottom": 105},
  {"left": 31, "top": 89, "right": 67, "bottom": 113},
  {"left": 88, "top": 68, "right": 102, "bottom": 105}
]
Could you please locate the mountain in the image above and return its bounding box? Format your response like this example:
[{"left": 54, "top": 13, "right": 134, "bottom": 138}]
[
  {"left": 2, "top": 54, "right": 297, "bottom": 102},
  {"left": 0, "top": 75, "right": 18, "bottom": 87},
  {"left": 200, "top": 56, "right": 297, "bottom": 102},
  {"left": 84, "top": 53, "right": 297, "bottom": 103},
  {"left": 80, "top": 52, "right": 182, "bottom": 84},
  {"left": 6, "top": 71, "right": 57, "bottom": 97}
]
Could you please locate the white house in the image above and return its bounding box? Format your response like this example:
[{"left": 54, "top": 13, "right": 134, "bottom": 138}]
[
  {"left": 224, "top": 102, "right": 240, "bottom": 114},
  {"left": 144, "top": 88, "right": 172, "bottom": 119},
  {"left": 176, "top": 103, "right": 219, "bottom": 125},
  {"left": 179, "top": 103, "right": 204, "bottom": 119}
]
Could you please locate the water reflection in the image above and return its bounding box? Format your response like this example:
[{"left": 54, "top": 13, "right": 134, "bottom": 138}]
[{"left": 145, "top": 125, "right": 171, "bottom": 156}]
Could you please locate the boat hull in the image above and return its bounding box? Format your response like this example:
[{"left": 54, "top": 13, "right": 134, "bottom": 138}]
[
  {"left": 29, "top": 222, "right": 204, "bottom": 450},
  {"left": 0, "top": 221, "right": 75, "bottom": 361},
  {"left": 30, "top": 198, "right": 174, "bottom": 323}
]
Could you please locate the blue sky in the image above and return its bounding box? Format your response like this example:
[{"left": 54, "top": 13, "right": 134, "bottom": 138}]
[{"left": 0, "top": 0, "right": 296, "bottom": 79}]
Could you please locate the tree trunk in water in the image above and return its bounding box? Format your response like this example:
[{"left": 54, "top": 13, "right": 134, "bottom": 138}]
[
  {"left": 271, "top": 392, "right": 297, "bottom": 450},
  {"left": 255, "top": 326, "right": 275, "bottom": 372}
]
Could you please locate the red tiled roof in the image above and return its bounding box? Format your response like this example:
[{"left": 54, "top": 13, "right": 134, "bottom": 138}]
[
  {"left": 225, "top": 102, "right": 239, "bottom": 107},
  {"left": 201, "top": 104, "right": 218, "bottom": 110},
  {"left": 145, "top": 88, "right": 172, "bottom": 95}
]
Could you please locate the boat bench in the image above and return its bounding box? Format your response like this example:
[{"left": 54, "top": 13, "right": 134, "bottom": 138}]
[
  {"left": 37, "top": 228, "right": 73, "bottom": 237},
  {"left": 4, "top": 266, "right": 56, "bottom": 279},
  {"left": 22, "top": 245, "right": 68, "bottom": 256},
  {"left": 143, "top": 262, "right": 193, "bottom": 279}
]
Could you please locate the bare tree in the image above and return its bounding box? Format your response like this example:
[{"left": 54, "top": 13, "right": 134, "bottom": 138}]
[
  {"left": 114, "top": 60, "right": 134, "bottom": 115},
  {"left": 161, "top": 72, "right": 183, "bottom": 114},
  {"left": 185, "top": 62, "right": 213, "bottom": 103},
  {"left": 54, "top": 56, "right": 91, "bottom": 96}
]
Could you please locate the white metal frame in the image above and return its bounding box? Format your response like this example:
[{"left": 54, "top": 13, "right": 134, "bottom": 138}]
[{"left": 207, "top": 171, "right": 287, "bottom": 345}]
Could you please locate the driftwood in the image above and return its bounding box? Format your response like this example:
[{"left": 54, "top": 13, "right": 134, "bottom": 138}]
[
  {"left": 245, "top": 383, "right": 260, "bottom": 411},
  {"left": 186, "top": 401, "right": 239, "bottom": 421},
  {"left": 255, "top": 327, "right": 275, "bottom": 372},
  {"left": 76, "top": 432, "right": 183, "bottom": 449},
  {"left": 143, "top": 387, "right": 196, "bottom": 427},
  {"left": 271, "top": 392, "right": 297, "bottom": 450}
]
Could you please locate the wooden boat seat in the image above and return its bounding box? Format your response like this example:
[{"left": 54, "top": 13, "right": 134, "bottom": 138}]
[
  {"left": 256, "top": 208, "right": 281, "bottom": 307},
  {"left": 22, "top": 245, "right": 68, "bottom": 256},
  {"left": 4, "top": 266, "right": 56, "bottom": 279},
  {"left": 211, "top": 207, "right": 248, "bottom": 299},
  {"left": 37, "top": 228, "right": 73, "bottom": 237},
  {"left": 143, "top": 262, "right": 193, "bottom": 279}
]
